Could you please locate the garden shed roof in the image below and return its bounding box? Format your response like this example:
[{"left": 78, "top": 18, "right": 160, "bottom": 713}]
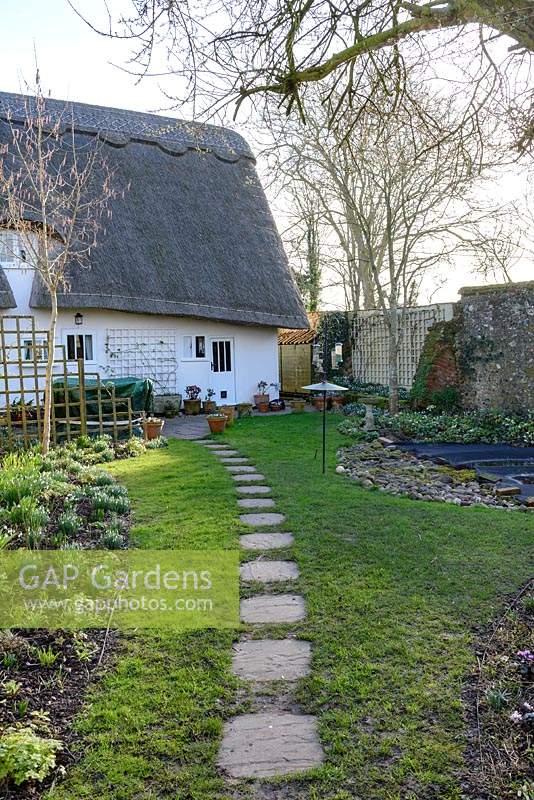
[{"left": 0, "top": 91, "right": 308, "bottom": 329}]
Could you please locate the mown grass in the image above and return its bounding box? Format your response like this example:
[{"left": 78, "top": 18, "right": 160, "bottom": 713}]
[{"left": 49, "top": 418, "right": 533, "bottom": 800}]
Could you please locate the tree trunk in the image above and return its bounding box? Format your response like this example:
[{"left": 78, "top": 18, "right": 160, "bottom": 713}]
[
  {"left": 388, "top": 305, "right": 399, "bottom": 414},
  {"left": 42, "top": 291, "right": 58, "bottom": 455}
]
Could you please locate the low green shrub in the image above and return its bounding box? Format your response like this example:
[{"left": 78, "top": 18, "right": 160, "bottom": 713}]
[
  {"left": 339, "top": 408, "right": 534, "bottom": 447},
  {"left": 0, "top": 726, "right": 62, "bottom": 786}
]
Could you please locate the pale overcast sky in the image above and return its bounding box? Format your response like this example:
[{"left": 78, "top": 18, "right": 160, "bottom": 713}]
[{"left": 1, "top": 0, "right": 532, "bottom": 309}]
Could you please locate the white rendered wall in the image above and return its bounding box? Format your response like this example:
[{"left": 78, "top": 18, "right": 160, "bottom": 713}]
[{"left": 0, "top": 264, "right": 280, "bottom": 406}]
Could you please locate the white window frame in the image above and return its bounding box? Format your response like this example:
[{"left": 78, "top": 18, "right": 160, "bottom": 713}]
[
  {"left": 62, "top": 329, "right": 97, "bottom": 364},
  {"left": 22, "top": 338, "right": 49, "bottom": 363},
  {"left": 181, "top": 334, "right": 208, "bottom": 362},
  {"left": 0, "top": 231, "right": 21, "bottom": 266}
]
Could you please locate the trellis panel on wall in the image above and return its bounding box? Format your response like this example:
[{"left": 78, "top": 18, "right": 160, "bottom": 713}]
[
  {"left": 352, "top": 304, "right": 454, "bottom": 388},
  {"left": 106, "top": 329, "right": 178, "bottom": 394}
]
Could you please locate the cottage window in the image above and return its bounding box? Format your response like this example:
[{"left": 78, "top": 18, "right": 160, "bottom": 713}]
[
  {"left": 182, "top": 335, "right": 206, "bottom": 360},
  {"left": 23, "top": 339, "right": 48, "bottom": 362},
  {"left": 66, "top": 333, "right": 94, "bottom": 362},
  {"left": 0, "top": 232, "right": 19, "bottom": 265}
]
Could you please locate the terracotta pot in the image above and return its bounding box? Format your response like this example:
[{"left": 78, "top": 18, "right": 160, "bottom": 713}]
[
  {"left": 143, "top": 418, "right": 165, "bottom": 440},
  {"left": 184, "top": 399, "right": 201, "bottom": 415},
  {"left": 330, "top": 395, "right": 344, "bottom": 409},
  {"left": 312, "top": 396, "right": 326, "bottom": 410},
  {"left": 291, "top": 400, "right": 306, "bottom": 413},
  {"left": 254, "top": 393, "right": 269, "bottom": 407},
  {"left": 257, "top": 401, "right": 270, "bottom": 413},
  {"left": 207, "top": 416, "right": 226, "bottom": 433},
  {"left": 203, "top": 400, "right": 217, "bottom": 414},
  {"left": 220, "top": 405, "right": 236, "bottom": 426}
]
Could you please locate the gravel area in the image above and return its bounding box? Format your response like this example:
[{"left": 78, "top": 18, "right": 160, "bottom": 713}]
[{"left": 336, "top": 441, "right": 531, "bottom": 510}]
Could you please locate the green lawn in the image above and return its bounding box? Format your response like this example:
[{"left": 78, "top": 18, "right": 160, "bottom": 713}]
[{"left": 49, "top": 416, "right": 533, "bottom": 800}]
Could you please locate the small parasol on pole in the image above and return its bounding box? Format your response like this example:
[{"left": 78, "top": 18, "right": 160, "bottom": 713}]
[{"left": 302, "top": 380, "right": 348, "bottom": 473}]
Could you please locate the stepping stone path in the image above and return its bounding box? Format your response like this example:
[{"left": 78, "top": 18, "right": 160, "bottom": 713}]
[
  {"left": 239, "top": 512, "right": 286, "bottom": 526},
  {"left": 236, "top": 485, "right": 272, "bottom": 495},
  {"left": 194, "top": 437, "right": 324, "bottom": 783},
  {"left": 233, "top": 473, "right": 266, "bottom": 483},
  {"left": 237, "top": 498, "right": 276, "bottom": 509},
  {"left": 240, "top": 532, "right": 294, "bottom": 550},
  {"left": 232, "top": 639, "right": 311, "bottom": 681},
  {"left": 240, "top": 560, "right": 299, "bottom": 582}
]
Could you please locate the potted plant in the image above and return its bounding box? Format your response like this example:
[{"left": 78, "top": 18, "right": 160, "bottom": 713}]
[
  {"left": 269, "top": 398, "right": 285, "bottom": 412},
  {"left": 206, "top": 413, "right": 227, "bottom": 434},
  {"left": 184, "top": 385, "right": 202, "bottom": 415},
  {"left": 253, "top": 381, "right": 270, "bottom": 408},
  {"left": 312, "top": 395, "right": 326, "bottom": 410},
  {"left": 143, "top": 415, "right": 165, "bottom": 440},
  {"left": 219, "top": 405, "right": 236, "bottom": 426},
  {"left": 203, "top": 388, "right": 217, "bottom": 415},
  {"left": 163, "top": 400, "right": 179, "bottom": 418}
]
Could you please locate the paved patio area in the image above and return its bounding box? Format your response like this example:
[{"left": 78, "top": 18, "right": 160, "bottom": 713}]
[{"left": 162, "top": 415, "right": 210, "bottom": 439}]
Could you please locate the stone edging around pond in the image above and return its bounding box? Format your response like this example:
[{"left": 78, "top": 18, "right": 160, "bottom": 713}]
[{"left": 336, "top": 441, "right": 532, "bottom": 511}]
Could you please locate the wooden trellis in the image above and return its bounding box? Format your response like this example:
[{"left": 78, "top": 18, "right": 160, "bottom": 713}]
[
  {"left": 0, "top": 315, "right": 134, "bottom": 449},
  {"left": 351, "top": 304, "right": 454, "bottom": 388}
]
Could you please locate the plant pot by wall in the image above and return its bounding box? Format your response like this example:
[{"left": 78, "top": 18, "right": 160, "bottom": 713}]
[
  {"left": 254, "top": 393, "right": 269, "bottom": 407},
  {"left": 236, "top": 403, "right": 253, "bottom": 418},
  {"left": 291, "top": 400, "right": 306, "bottom": 413},
  {"left": 143, "top": 418, "right": 165, "bottom": 440},
  {"left": 257, "top": 401, "right": 270, "bottom": 413},
  {"left": 203, "top": 400, "right": 217, "bottom": 415},
  {"left": 207, "top": 415, "right": 227, "bottom": 433},
  {"left": 154, "top": 394, "right": 182, "bottom": 414},
  {"left": 312, "top": 396, "right": 327, "bottom": 410},
  {"left": 220, "top": 405, "right": 236, "bottom": 426},
  {"left": 184, "top": 399, "right": 201, "bottom": 415}
]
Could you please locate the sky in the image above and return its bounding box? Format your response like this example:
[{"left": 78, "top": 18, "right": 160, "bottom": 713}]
[{"left": 1, "top": 0, "right": 532, "bottom": 309}]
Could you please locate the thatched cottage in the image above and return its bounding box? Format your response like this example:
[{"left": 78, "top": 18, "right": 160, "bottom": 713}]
[{"left": 0, "top": 91, "right": 307, "bottom": 405}]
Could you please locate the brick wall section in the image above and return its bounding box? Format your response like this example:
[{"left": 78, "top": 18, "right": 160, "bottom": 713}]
[
  {"left": 456, "top": 281, "right": 534, "bottom": 415},
  {"left": 426, "top": 345, "right": 460, "bottom": 394}
]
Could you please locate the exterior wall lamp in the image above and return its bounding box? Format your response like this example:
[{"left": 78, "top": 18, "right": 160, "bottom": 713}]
[{"left": 74, "top": 313, "right": 83, "bottom": 326}]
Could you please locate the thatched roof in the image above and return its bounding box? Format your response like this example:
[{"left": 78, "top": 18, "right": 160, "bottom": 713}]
[
  {"left": 0, "top": 267, "right": 15, "bottom": 308},
  {"left": 0, "top": 91, "right": 308, "bottom": 329}
]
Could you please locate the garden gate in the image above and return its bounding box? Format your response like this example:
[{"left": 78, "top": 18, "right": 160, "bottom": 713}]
[{"left": 0, "top": 315, "right": 134, "bottom": 449}]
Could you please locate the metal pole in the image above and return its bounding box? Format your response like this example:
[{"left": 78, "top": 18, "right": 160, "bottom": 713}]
[{"left": 322, "top": 389, "right": 326, "bottom": 473}]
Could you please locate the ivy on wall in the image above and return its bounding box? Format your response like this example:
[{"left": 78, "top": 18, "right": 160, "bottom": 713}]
[{"left": 314, "top": 312, "right": 352, "bottom": 380}]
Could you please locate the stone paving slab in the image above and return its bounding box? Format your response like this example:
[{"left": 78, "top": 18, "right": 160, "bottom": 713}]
[
  {"left": 240, "top": 594, "right": 306, "bottom": 624},
  {"left": 236, "top": 485, "right": 272, "bottom": 495},
  {"left": 237, "top": 498, "right": 276, "bottom": 509},
  {"left": 239, "top": 512, "right": 286, "bottom": 526},
  {"left": 232, "top": 639, "right": 311, "bottom": 681},
  {"left": 233, "top": 473, "right": 266, "bottom": 483},
  {"left": 240, "top": 533, "right": 294, "bottom": 550},
  {"left": 220, "top": 458, "right": 251, "bottom": 464},
  {"left": 218, "top": 712, "right": 324, "bottom": 778},
  {"left": 240, "top": 560, "right": 299, "bottom": 582},
  {"left": 226, "top": 465, "right": 257, "bottom": 473},
  {"left": 213, "top": 449, "right": 239, "bottom": 456}
]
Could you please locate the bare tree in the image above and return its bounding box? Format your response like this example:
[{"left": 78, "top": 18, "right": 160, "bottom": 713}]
[
  {"left": 268, "top": 87, "right": 511, "bottom": 411},
  {"left": 282, "top": 186, "right": 323, "bottom": 311},
  {"left": 0, "top": 80, "right": 121, "bottom": 454},
  {"left": 71, "top": 1, "right": 533, "bottom": 145}
]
